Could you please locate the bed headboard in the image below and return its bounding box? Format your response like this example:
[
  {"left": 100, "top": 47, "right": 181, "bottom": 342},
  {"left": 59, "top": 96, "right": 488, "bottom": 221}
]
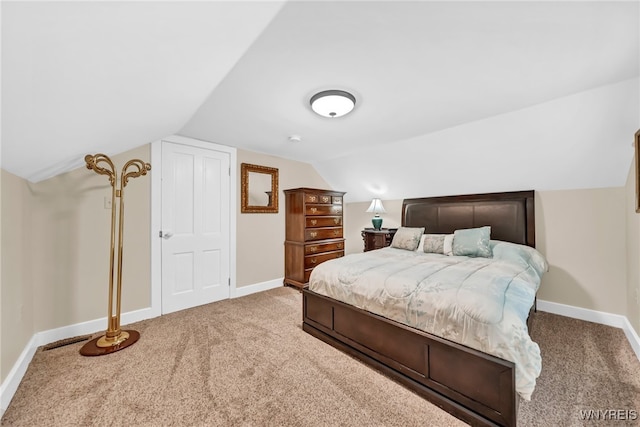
[{"left": 402, "top": 190, "right": 536, "bottom": 247}]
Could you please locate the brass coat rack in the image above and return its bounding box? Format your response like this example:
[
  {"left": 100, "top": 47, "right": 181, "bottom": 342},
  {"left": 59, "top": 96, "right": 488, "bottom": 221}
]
[{"left": 80, "top": 154, "right": 151, "bottom": 356}]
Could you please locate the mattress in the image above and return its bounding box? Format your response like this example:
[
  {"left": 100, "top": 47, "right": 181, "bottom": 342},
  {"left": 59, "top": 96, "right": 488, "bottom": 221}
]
[{"left": 308, "top": 240, "right": 547, "bottom": 400}]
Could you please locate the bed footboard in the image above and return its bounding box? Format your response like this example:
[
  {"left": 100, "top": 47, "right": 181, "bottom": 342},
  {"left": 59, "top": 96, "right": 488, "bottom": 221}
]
[{"left": 302, "top": 288, "right": 517, "bottom": 427}]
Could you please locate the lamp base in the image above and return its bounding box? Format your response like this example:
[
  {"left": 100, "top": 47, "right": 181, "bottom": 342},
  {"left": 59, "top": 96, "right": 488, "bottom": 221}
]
[{"left": 371, "top": 216, "right": 383, "bottom": 230}]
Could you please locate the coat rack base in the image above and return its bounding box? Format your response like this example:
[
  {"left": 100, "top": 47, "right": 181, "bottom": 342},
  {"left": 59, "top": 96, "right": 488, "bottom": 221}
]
[{"left": 79, "top": 330, "right": 140, "bottom": 356}]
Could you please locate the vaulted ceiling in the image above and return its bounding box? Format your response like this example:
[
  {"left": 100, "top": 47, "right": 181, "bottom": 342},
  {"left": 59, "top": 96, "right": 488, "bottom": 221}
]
[
  {"left": 2, "top": 1, "right": 639, "bottom": 202},
  {"left": 2, "top": 1, "right": 286, "bottom": 181}
]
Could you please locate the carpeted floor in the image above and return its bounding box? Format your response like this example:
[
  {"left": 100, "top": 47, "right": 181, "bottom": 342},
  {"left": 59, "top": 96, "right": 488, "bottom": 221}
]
[{"left": 2, "top": 287, "right": 639, "bottom": 426}]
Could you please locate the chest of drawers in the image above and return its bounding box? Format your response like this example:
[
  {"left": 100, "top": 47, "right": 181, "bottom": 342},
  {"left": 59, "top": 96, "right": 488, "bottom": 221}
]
[{"left": 284, "top": 188, "right": 346, "bottom": 289}]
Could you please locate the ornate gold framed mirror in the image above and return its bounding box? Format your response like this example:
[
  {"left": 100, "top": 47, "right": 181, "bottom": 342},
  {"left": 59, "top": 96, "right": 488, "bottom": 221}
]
[{"left": 241, "top": 163, "right": 279, "bottom": 213}]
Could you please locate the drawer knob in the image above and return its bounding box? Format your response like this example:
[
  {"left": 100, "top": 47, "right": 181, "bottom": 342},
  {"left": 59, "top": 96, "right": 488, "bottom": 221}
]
[
  {"left": 321, "top": 196, "right": 330, "bottom": 203},
  {"left": 309, "top": 231, "right": 318, "bottom": 238},
  {"left": 333, "top": 218, "right": 340, "bottom": 224},
  {"left": 333, "top": 230, "right": 339, "bottom": 236},
  {"left": 309, "top": 246, "right": 318, "bottom": 252},
  {"left": 310, "top": 258, "right": 317, "bottom": 264},
  {"left": 337, "top": 243, "right": 343, "bottom": 249},
  {"left": 310, "top": 207, "right": 318, "bottom": 213},
  {"left": 309, "top": 196, "right": 317, "bottom": 202},
  {"left": 310, "top": 219, "right": 317, "bottom": 225}
]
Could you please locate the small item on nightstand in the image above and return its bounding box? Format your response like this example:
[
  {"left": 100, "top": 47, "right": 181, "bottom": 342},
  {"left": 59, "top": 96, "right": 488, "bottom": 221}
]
[{"left": 366, "top": 198, "right": 386, "bottom": 230}]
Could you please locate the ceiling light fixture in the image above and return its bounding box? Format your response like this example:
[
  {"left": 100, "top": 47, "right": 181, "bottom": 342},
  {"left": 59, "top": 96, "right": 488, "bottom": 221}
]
[{"left": 310, "top": 90, "right": 356, "bottom": 118}]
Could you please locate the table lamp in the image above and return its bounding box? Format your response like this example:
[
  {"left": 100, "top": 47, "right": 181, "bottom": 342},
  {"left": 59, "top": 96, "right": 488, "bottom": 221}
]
[{"left": 366, "top": 198, "right": 386, "bottom": 230}]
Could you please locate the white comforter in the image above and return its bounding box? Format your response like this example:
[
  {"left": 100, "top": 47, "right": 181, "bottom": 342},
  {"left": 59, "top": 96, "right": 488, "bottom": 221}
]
[{"left": 308, "top": 241, "right": 547, "bottom": 400}]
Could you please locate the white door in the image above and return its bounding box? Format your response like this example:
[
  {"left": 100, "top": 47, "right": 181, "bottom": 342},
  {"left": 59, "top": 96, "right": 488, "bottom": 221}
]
[{"left": 161, "top": 141, "right": 230, "bottom": 314}]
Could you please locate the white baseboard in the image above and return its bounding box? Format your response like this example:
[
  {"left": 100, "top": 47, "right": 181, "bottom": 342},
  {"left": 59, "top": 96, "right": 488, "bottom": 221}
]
[
  {"left": 0, "top": 282, "right": 283, "bottom": 415},
  {"left": 36, "top": 307, "right": 156, "bottom": 348},
  {"left": 0, "top": 306, "right": 155, "bottom": 415},
  {"left": 537, "top": 299, "right": 640, "bottom": 361},
  {"left": 622, "top": 317, "right": 640, "bottom": 361},
  {"left": 536, "top": 299, "right": 627, "bottom": 328},
  {"left": 0, "top": 334, "right": 38, "bottom": 417},
  {"left": 233, "top": 278, "right": 284, "bottom": 298}
]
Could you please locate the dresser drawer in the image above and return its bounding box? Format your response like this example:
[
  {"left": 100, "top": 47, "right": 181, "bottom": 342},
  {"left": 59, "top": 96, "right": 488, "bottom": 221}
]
[
  {"left": 306, "top": 216, "right": 342, "bottom": 228},
  {"left": 332, "top": 195, "right": 343, "bottom": 205},
  {"left": 306, "top": 205, "right": 342, "bottom": 216},
  {"left": 304, "top": 250, "right": 344, "bottom": 269},
  {"left": 305, "top": 227, "right": 343, "bottom": 241},
  {"left": 305, "top": 240, "right": 344, "bottom": 255},
  {"left": 305, "top": 193, "right": 333, "bottom": 204}
]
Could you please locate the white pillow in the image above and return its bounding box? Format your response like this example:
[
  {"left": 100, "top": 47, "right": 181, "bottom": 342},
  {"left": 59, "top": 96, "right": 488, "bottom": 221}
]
[
  {"left": 420, "top": 234, "right": 455, "bottom": 255},
  {"left": 443, "top": 234, "right": 454, "bottom": 256},
  {"left": 415, "top": 234, "right": 427, "bottom": 252}
]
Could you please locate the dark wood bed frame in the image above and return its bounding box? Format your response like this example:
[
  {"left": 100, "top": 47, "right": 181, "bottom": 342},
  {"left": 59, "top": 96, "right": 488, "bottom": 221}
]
[{"left": 302, "top": 190, "right": 536, "bottom": 427}]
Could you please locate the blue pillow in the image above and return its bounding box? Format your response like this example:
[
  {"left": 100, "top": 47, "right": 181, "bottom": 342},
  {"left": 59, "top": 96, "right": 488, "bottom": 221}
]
[{"left": 452, "top": 226, "right": 492, "bottom": 258}]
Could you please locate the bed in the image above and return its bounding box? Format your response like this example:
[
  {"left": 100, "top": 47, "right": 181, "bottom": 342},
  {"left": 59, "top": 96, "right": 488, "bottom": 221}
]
[{"left": 302, "top": 190, "right": 542, "bottom": 427}]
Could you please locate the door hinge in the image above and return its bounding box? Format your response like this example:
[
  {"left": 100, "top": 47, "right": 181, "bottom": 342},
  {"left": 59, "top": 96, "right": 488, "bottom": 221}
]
[
  {"left": 228, "top": 278, "right": 231, "bottom": 287},
  {"left": 159, "top": 230, "right": 163, "bottom": 238}
]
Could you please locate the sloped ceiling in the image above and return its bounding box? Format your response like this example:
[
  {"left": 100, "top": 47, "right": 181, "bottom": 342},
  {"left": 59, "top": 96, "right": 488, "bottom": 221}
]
[
  {"left": 1, "top": 1, "right": 285, "bottom": 181},
  {"left": 2, "top": 1, "right": 639, "bottom": 202}
]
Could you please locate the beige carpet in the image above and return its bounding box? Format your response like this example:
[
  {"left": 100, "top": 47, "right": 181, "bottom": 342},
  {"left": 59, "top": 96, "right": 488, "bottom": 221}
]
[{"left": 2, "top": 287, "right": 639, "bottom": 426}]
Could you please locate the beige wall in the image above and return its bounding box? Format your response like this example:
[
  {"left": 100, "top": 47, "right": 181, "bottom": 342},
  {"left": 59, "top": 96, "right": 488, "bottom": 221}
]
[
  {"left": 236, "top": 149, "right": 330, "bottom": 287},
  {"left": 0, "top": 145, "right": 151, "bottom": 384},
  {"left": 536, "top": 188, "right": 627, "bottom": 315},
  {"left": 1, "top": 170, "right": 35, "bottom": 382},
  {"left": 626, "top": 155, "right": 640, "bottom": 333},
  {"left": 344, "top": 188, "right": 628, "bottom": 316},
  {"left": 28, "top": 145, "right": 152, "bottom": 332},
  {"left": 0, "top": 170, "right": 2, "bottom": 383}
]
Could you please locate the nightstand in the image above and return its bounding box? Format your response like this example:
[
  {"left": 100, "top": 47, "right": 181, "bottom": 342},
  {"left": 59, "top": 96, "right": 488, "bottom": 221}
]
[{"left": 361, "top": 228, "right": 397, "bottom": 252}]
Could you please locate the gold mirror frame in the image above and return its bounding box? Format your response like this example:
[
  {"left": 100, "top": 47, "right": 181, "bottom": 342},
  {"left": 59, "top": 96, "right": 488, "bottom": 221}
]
[{"left": 241, "top": 163, "right": 279, "bottom": 213}]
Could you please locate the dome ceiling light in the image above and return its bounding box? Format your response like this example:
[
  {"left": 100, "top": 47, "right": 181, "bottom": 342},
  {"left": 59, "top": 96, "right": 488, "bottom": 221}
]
[{"left": 310, "top": 90, "right": 356, "bottom": 118}]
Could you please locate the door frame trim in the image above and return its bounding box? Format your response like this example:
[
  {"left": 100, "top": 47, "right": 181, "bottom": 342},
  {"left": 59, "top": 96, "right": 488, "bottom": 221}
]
[{"left": 150, "top": 135, "right": 237, "bottom": 316}]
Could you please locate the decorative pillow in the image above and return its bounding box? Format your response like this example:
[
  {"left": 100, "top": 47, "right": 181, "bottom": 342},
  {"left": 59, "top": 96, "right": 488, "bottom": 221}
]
[
  {"left": 443, "top": 234, "right": 454, "bottom": 256},
  {"left": 452, "top": 226, "right": 492, "bottom": 258},
  {"left": 415, "top": 234, "right": 427, "bottom": 252},
  {"left": 390, "top": 227, "right": 425, "bottom": 251},
  {"left": 422, "top": 234, "right": 446, "bottom": 254}
]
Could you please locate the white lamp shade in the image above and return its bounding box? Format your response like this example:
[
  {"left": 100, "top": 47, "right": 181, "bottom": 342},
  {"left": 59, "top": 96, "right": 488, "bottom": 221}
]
[
  {"left": 310, "top": 90, "right": 355, "bottom": 118},
  {"left": 366, "top": 198, "right": 386, "bottom": 215}
]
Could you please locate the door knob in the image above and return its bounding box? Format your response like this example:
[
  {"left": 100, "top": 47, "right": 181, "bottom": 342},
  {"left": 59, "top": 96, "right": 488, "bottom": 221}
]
[{"left": 160, "top": 231, "right": 173, "bottom": 239}]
